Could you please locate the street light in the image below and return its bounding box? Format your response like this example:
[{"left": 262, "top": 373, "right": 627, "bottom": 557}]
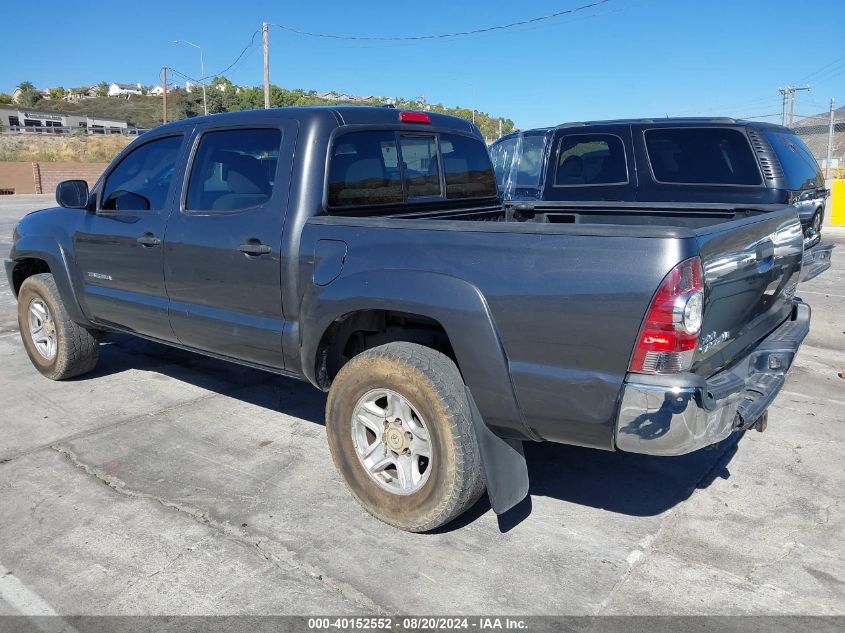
[{"left": 174, "top": 39, "right": 207, "bottom": 116}]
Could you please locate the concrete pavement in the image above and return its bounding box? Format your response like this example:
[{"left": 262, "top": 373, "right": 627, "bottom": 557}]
[{"left": 0, "top": 194, "right": 843, "bottom": 616}]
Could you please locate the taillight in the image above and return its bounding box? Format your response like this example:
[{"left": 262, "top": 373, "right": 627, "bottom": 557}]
[
  {"left": 400, "top": 111, "right": 431, "bottom": 124},
  {"left": 629, "top": 257, "right": 704, "bottom": 374}
]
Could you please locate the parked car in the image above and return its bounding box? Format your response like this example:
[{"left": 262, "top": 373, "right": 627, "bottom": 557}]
[
  {"left": 5, "top": 107, "right": 816, "bottom": 531},
  {"left": 794, "top": 187, "right": 829, "bottom": 240},
  {"left": 490, "top": 118, "right": 829, "bottom": 240}
]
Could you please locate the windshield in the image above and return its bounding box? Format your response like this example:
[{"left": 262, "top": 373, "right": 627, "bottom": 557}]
[{"left": 490, "top": 131, "right": 552, "bottom": 200}]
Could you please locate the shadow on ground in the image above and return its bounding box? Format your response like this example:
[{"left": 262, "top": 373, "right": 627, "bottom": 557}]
[{"left": 82, "top": 333, "right": 739, "bottom": 529}]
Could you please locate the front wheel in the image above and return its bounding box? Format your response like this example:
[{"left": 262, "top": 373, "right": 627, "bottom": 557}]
[
  {"left": 17, "top": 273, "right": 100, "bottom": 380},
  {"left": 325, "top": 342, "right": 485, "bottom": 532}
]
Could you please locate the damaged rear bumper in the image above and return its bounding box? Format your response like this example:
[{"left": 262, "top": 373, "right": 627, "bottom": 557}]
[{"left": 614, "top": 300, "right": 810, "bottom": 456}]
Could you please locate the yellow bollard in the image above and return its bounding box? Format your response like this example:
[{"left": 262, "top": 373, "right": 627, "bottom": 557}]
[{"left": 832, "top": 180, "right": 845, "bottom": 226}]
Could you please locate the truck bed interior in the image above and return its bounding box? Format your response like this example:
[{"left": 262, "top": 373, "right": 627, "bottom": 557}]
[{"left": 382, "top": 202, "right": 779, "bottom": 231}]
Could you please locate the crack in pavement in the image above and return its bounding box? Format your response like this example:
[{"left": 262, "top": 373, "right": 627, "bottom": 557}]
[
  {"left": 51, "top": 445, "right": 387, "bottom": 615},
  {"left": 594, "top": 437, "right": 739, "bottom": 615}
]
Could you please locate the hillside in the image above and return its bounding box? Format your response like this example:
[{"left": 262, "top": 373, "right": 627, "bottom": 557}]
[{"left": 38, "top": 84, "right": 515, "bottom": 142}]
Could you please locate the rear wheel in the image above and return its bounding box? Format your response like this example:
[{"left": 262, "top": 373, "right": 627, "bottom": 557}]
[
  {"left": 325, "top": 342, "right": 485, "bottom": 532},
  {"left": 17, "top": 273, "right": 100, "bottom": 380}
]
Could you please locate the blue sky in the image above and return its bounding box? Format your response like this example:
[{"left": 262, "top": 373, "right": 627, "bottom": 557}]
[{"left": 1, "top": 0, "right": 843, "bottom": 129}]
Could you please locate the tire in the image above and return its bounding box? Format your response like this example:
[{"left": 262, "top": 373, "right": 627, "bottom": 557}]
[
  {"left": 17, "top": 273, "right": 100, "bottom": 380},
  {"left": 811, "top": 209, "right": 823, "bottom": 237},
  {"left": 326, "top": 342, "right": 485, "bottom": 532}
]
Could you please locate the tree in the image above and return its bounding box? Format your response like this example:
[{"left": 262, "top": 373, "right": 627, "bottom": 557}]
[
  {"left": 48, "top": 86, "right": 66, "bottom": 101},
  {"left": 0, "top": 93, "right": 12, "bottom": 104},
  {"left": 95, "top": 81, "right": 109, "bottom": 97},
  {"left": 16, "top": 81, "right": 40, "bottom": 107}
]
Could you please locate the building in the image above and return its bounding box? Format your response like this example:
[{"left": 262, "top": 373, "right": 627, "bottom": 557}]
[
  {"left": 148, "top": 85, "right": 165, "bottom": 96},
  {"left": 108, "top": 83, "right": 142, "bottom": 97},
  {"left": 0, "top": 105, "right": 130, "bottom": 133}
]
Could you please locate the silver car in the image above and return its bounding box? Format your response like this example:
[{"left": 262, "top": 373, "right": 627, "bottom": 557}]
[{"left": 794, "top": 188, "right": 828, "bottom": 239}]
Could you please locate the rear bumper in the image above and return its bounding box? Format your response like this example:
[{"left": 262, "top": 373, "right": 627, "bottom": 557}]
[
  {"left": 614, "top": 300, "right": 810, "bottom": 456},
  {"left": 801, "top": 242, "right": 834, "bottom": 282}
]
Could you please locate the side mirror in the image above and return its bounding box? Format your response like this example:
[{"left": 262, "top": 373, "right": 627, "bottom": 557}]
[{"left": 55, "top": 180, "right": 89, "bottom": 209}]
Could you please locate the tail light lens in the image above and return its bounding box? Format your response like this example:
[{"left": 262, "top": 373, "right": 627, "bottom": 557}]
[{"left": 629, "top": 257, "right": 704, "bottom": 374}]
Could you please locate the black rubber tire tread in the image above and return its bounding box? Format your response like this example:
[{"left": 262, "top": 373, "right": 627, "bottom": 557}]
[
  {"left": 812, "top": 209, "right": 823, "bottom": 236},
  {"left": 17, "top": 273, "right": 100, "bottom": 380},
  {"left": 326, "top": 342, "right": 485, "bottom": 532}
]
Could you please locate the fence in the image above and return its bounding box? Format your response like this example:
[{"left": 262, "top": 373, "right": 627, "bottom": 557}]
[
  {"left": 0, "top": 126, "right": 148, "bottom": 136},
  {"left": 791, "top": 111, "right": 845, "bottom": 179},
  {"left": 0, "top": 161, "right": 108, "bottom": 195}
]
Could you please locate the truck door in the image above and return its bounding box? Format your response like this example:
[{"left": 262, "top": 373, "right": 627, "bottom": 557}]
[
  {"left": 542, "top": 126, "right": 636, "bottom": 201},
  {"left": 73, "top": 133, "right": 186, "bottom": 341},
  {"left": 163, "top": 122, "right": 296, "bottom": 369}
]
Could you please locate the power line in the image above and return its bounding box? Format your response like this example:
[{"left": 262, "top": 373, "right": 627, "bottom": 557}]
[
  {"left": 800, "top": 53, "right": 845, "bottom": 84},
  {"left": 202, "top": 28, "right": 261, "bottom": 80},
  {"left": 269, "top": 0, "right": 611, "bottom": 41}
]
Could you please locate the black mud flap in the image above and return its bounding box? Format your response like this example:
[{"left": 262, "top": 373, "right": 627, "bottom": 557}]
[
  {"left": 801, "top": 241, "right": 834, "bottom": 282},
  {"left": 466, "top": 387, "right": 530, "bottom": 515}
]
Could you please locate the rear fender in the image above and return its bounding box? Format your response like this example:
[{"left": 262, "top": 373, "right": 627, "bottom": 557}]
[{"left": 299, "top": 269, "right": 532, "bottom": 442}]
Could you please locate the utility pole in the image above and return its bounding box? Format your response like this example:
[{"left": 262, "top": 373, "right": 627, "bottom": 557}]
[
  {"left": 498, "top": 118, "right": 502, "bottom": 138},
  {"left": 263, "top": 22, "right": 270, "bottom": 109},
  {"left": 779, "top": 85, "right": 811, "bottom": 127},
  {"left": 827, "top": 98, "right": 836, "bottom": 179},
  {"left": 162, "top": 66, "right": 168, "bottom": 124},
  {"left": 779, "top": 87, "right": 789, "bottom": 126}
]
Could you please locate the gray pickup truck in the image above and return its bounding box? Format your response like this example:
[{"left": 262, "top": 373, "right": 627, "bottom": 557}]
[{"left": 5, "top": 107, "right": 813, "bottom": 531}]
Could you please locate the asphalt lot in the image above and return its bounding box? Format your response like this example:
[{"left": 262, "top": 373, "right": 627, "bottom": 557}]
[{"left": 0, "top": 194, "right": 843, "bottom": 617}]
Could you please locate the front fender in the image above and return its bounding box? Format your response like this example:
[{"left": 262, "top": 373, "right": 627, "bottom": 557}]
[
  {"left": 299, "top": 269, "right": 533, "bottom": 440},
  {"left": 9, "top": 235, "right": 90, "bottom": 326}
]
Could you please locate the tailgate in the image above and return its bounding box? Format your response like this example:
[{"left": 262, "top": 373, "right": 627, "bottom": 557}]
[{"left": 692, "top": 209, "right": 804, "bottom": 377}]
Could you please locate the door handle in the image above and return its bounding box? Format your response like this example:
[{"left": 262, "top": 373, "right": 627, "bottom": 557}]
[
  {"left": 238, "top": 241, "right": 271, "bottom": 256},
  {"left": 137, "top": 233, "right": 161, "bottom": 247}
]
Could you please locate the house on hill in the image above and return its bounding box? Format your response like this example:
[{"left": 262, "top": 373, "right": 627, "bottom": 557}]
[{"left": 108, "top": 83, "right": 142, "bottom": 97}]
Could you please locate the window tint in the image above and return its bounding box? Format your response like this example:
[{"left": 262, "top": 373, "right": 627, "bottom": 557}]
[
  {"left": 186, "top": 128, "right": 281, "bottom": 212},
  {"left": 764, "top": 131, "right": 823, "bottom": 191},
  {"left": 441, "top": 133, "right": 497, "bottom": 200},
  {"left": 327, "top": 131, "right": 403, "bottom": 207},
  {"left": 554, "top": 134, "right": 627, "bottom": 186},
  {"left": 327, "top": 131, "right": 497, "bottom": 210},
  {"left": 645, "top": 128, "right": 761, "bottom": 185},
  {"left": 102, "top": 135, "right": 182, "bottom": 211},
  {"left": 400, "top": 135, "right": 441, "bottom": 198}
]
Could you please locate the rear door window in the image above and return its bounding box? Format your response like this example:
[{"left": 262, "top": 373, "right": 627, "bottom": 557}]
[
  {"left": 554, "top": 134, "right": 627, "bottom": 186},
  {"left": 644, "top": 128, "right": 761, "bottom": 185},
  {"left": 763, "top": 131, "right": 823, "bottom": 190},
  {"left": 185, "top": 128, "right": 282, "bottom": 212}
]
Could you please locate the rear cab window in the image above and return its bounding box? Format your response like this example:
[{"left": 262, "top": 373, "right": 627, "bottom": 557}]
[
  {"left": 644, "top": 128, "right": 762, "bottom": 185},
  {"left": 327, "top": 130, "right": 497, "bottom": 213},
  {"left": 553, "top": 133, "right": 628, "bottom": 187}
]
